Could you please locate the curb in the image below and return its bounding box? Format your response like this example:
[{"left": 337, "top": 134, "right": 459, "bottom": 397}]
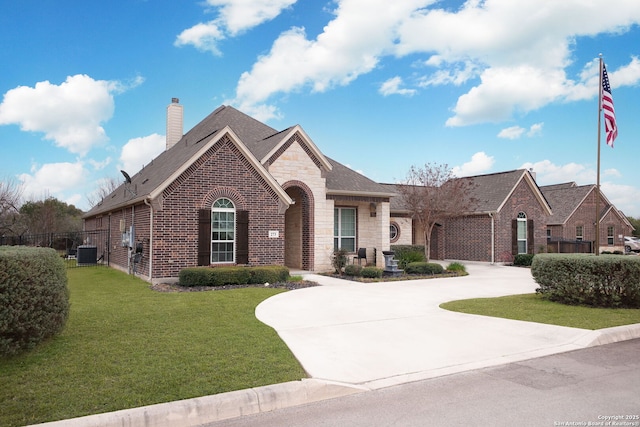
[
  {"left": 26, "top": 325, "right": 640, "bottom": 427},
  {"left": 27, "top": 379, "right": 366, "bottom": 427},
  {"left": 574, "top": 322, "right": 640, "bottom": 347}
]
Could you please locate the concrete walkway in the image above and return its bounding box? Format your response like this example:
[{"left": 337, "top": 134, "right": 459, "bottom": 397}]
[
  {"left": 32, "top": 262, "right": 640, "bottom": 427},
  {"left": 257, "top": 262, "right": 640, "bottom": 389}
]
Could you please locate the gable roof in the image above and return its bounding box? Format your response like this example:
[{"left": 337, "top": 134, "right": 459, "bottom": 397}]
[
  {"left": 84, "top": 122, "right": 293, "bottom": 217},
  {"left": 325, "top": 157, "right": 396, "bottom": 197},
  {"left": 85, "top": 105, "right": 394, "bottom": 217},
  {"left": 385, "top": 169, "right": 552, "bottom": 215},
  {"left": 540, "top": 182, "right": 633, "bottom": 228},
  {"left": 539, "top": 183, "right": 594, "bottom": 225}
]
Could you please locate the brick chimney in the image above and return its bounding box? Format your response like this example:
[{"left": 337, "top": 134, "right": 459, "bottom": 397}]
[{"left": 166, "top": 98, "right": 183, "bottom": 150}]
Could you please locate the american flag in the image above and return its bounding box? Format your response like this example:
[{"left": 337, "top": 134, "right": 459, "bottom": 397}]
[{"left": 601, "top": 63, "right": 618, "bottom": 147}]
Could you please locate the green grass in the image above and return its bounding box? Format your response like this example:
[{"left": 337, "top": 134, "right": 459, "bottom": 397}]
[
  {"left": 440, "top": 293, "right": 640, "bottom": 330},
  {"left": 0, "top": 267, "right": 306, "bottom": 427}
]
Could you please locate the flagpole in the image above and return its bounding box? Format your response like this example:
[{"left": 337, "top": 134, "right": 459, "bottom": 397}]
[{"left": 595, "top": 54, "right": 603, "bottom": 256}]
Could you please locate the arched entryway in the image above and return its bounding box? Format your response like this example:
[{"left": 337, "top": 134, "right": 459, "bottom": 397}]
[{"left": 284, "top": 183, "right": 314, "bottom": 271}]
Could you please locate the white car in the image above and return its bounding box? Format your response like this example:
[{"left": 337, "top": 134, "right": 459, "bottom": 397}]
[{"left": 624, "top": 236, "right": 640, "bottom": 253}]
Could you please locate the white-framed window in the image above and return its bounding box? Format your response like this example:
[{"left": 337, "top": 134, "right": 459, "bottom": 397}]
[
  {"left": 334, "top": 207, "right": 356, "bottom": 252},
  {"left": 607, "top": 226, "right": 614, "bottom": 245},
  {"left": 212, "top": 198, "right": 235, "bottom": 263},
  {"left": 576, "top": 225, "right": 584, "bottom": 241},
  {"left": 517, "top": 212, "right": 527, "bottom": 254}
]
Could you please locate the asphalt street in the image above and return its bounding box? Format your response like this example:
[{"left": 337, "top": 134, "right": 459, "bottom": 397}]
[{"left": 202, "top": 339, "right": 640, "bottom": 427}]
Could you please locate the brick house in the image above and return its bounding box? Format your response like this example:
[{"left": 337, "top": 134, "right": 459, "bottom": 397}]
[
  {"left": 386, "top": 169, "right": 553, "bottom": 263},
  {"left": 540, "top": 182, "right": 633, "bottom": 252},
  {"left": 83, "top": 103, "right": 394, "bottom": 283}
]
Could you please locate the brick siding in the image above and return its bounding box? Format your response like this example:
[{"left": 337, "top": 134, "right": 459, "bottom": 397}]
[{"left": 85, "top": 136, "right": 286, "bottom": 281}]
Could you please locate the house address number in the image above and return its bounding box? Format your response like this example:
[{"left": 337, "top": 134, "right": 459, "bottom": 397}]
[{"left": 269, "top": 230, "right": 279, "bottom": 238}]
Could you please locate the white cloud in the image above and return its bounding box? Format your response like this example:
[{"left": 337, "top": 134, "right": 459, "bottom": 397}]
[
  {"left": 88, "top": 157, "right": 112, "bottom": 171},
  {"left": 519, "top": 159, "right": 595, "bottom": 185},
  {"left": 604, "top": 168, "right": 622, "bottom": 178},
  {"left": 452, "top": 151, "right": 495, "bottom": 177},
  {"left": 379, "top": 76, "right": 416, "bottom": 97},
  {"left": 225, "top": 0, "right": 640, "bottom": 124},
  {"left": 601, "top": 182, "right": 640, "bottom": 217},
  {"left": 212, "top": 0, "right": 298, "bottom": 35},
  {"left": 18, "top": 161, "right": 87, "bottom": 201},
  {"left": 0, "top": 74, "right": 140, "bottom": 156},
  {"left": 175, "top": 0, "right": 297, "bottom": 54},
  {"left": 231, "top": 0, "right": 426, "bottom": 120},
  {"left": 527, "top": 122, "right": 543, "bottom": 137},
  {"left": 174, "top": 22, "right": 225, "bottom": 55},
  {"left": 497, "top": 126, "right": 525, "bottom": 140},
  {"left": 445, "top": 66, "right": 568, "bottom": 126},
  {"left": 418, "top": 60, "right": 480, "bottom": 87},
  {"left": 518, "top": 160, "right": 640, "bottom": 216},
  {"left": 119, "top": 134, "right": 166, "bottom": 175},
  {"left": 498, "top": 122, "right": 543, "bottom": 139}
]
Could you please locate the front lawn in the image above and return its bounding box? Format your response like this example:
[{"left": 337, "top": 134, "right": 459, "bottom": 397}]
[
  {"left": 440, "top": 293, "right": 640, "bottom": 330},
  {"left": 0, "top": 267, "right": 306, "bottom": 427}
]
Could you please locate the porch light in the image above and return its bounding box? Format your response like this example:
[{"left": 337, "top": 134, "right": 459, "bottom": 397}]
[{"left": 370, "top": 202, "right": 377, "bottom": 217}]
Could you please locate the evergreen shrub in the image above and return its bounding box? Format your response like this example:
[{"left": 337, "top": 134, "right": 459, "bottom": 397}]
[
  {"left": 361, "top": 266, "right": 383, "bottom": 278},
  {"left": 532, "top": 253, "right": 640, "bottom": 308},
  {"left": 405, "top": 262, "right": 444, "bottom": 275},
  {"left": 0, "top": 246, "right": 69, "bottom": 357},
  {"left": 344, "top": 264, "right": 362, "bottom": 277},
  {"left": 391, "top": 245, "right": 425, "bottom": 269},
  {"left": 179, "top": 265, "right": 289, "bottom": 287},
  {"left": 514, "top": 254, "right": 535, "bottom": 266}
]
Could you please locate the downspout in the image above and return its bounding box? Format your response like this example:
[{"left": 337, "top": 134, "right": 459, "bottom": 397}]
[
  {"left": 488, "top": 212, "right": 495, "bottom": 264},
  {"left": 144, "top": 198, "right": 153, "bottom": 281}
]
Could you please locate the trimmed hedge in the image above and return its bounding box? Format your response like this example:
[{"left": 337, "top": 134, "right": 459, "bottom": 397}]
[
  {"left": 0, "top": 246, "right": 70, "bottom": 357},
  {"left": 513, "top": 253, "right": 535, "bottom": 266},
  {"left": 405, "top": 262, "right": 444, "bottom": 275},
  {"left": 391, "top": 245, "right": 425, "bottom": 269},
  {"left": 344, "top": 264, "right": 362, "bottom": 277},
  {"left": 532, "top": 253, "right": 640, "bottom": 308},
  {"left": 178, "top": 265, "right": 289, "bottom": 287},
  {"left": 361, "top": 266, "right": 383, "bottom": 278}
]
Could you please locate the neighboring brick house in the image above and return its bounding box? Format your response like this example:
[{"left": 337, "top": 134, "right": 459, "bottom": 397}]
[
  {"left": 83, "top": 103, "right": 394, "bottom": 283},
  {"left": 540, "top": 182, "right": 633, "bottom": 253},
  {"left": 386, "top": 169, "right": 553, "bottom": 263}
]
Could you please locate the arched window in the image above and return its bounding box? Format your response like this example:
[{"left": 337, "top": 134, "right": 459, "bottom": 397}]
[
  {"left": 517, "top": 212, "right": 527, "bottom": 254},
  {"left": 211, "top": 198, "right": 235, "bottom": 263}
]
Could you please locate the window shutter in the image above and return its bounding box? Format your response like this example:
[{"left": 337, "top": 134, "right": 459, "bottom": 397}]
[
  {"left": 512, "top": 219, "right": 518, "bottom": 255},
  {"left": 236, "top": 210, "right": 249, "bottom": 264},
  {"left": 198, "top": 209, "right": 211, "bottom": 266},
  {"left": 528, "top": 219, "right": 534, "bottom": 254}
]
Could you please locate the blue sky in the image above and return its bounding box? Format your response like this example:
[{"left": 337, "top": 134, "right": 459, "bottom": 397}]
[{"left": 1, "top": 0, "right": 640, "bottom": 217}]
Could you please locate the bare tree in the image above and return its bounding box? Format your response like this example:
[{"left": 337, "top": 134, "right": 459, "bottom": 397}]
[
  {"left": 86, "top": 176, "right": 121, "bottom": 208},
  {"left": 396, "top": 163, "right": 475, "bottom": 261},
  {"left": 0, "top": 177, "right": 23, "bottom": 235}
]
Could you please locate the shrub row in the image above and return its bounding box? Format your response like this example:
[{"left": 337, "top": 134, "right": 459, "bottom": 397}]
[
  {"left": 531, "top": 253, "right": 640, "bottom": 308},
  {"left": 405, "top": 262, "right": 444, "bottom": 275},
  {"left": 343, "top": 264, "right": 383, "bottom": 278},
  {"left": 391, "top": 245, "right": 425, "bottom": 269},
  {"left": 0, "top": 246, "right": 70, "bottom": 357},
  {"left": 513, "top": 253, "right": 535, "bottom": 266},
  {"left": 178, "top": 265, "right": 289, "bottom": 287}
]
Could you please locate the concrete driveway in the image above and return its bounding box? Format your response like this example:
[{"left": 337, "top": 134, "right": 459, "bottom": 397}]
[{"left": 256, "top": 262, "right": 637, "bottom": 390}]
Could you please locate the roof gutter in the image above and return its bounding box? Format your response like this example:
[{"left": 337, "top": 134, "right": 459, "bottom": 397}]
[{"left": 326, "top": 189, "right": 397, "bottom": 198}]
